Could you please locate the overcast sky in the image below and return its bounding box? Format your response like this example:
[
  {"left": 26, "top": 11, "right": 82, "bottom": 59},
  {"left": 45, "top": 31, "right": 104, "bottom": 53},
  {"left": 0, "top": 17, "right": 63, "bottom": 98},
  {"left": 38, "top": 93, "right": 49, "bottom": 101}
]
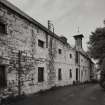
[{"left": 7, "top": 0, "right": 105, "bottom": 51}]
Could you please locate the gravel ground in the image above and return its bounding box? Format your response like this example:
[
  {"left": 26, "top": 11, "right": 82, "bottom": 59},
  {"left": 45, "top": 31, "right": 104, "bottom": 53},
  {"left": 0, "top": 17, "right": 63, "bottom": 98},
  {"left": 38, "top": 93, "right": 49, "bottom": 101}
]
[{"left": 12, "top": 83, "right": 105, "bottom": 105}]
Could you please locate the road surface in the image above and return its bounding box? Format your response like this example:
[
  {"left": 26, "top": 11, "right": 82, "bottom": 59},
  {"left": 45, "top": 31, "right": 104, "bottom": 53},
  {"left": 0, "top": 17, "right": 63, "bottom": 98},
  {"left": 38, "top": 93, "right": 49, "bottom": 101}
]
[{"left": 14, "top": 84, "right": 105, "bottom": 105}]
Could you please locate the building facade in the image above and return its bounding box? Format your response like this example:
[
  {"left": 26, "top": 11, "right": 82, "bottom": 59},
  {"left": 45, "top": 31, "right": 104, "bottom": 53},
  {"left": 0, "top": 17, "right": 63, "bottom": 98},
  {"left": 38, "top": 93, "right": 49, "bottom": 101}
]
[{"left": 0, "top": 0, "right": 94, "bottom": 95}]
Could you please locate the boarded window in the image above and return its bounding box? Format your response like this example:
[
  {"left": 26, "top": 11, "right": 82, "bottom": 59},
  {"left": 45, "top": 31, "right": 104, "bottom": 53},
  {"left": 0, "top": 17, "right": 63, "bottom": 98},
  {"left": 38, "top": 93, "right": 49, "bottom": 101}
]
[
  {"left": 70, "top": 69, "right": 72, "bottom": 78},
  {"left": 0, "top": 65, "right": 7, "bottom": 89},
  {"left": 38, "top": 67, "right": 44, "bottom": 82},
  {"left": 58, "top": 68, "right": 62, "bottom": 80},
  {"left": 0, "top": 22, "right": 6, "bottom": 34},
  {"left": 58, "top": 49, "right": 62, "bottom": 54},
  {"left": 38, "top": 39, "right": 44, "bottom": 48}
]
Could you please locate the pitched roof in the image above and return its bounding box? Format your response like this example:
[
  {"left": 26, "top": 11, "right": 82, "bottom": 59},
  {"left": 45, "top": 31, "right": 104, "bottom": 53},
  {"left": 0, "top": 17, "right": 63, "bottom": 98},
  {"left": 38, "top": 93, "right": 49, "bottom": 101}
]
[{"left": 0, "top": 0, "right": 68, "bottom": 45}]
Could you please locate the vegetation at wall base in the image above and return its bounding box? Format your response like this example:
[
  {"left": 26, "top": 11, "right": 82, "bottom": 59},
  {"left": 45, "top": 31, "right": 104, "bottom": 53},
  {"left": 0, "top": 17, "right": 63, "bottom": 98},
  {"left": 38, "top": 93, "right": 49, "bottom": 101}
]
[{"left": 0, "top": 94, "right": 26, "bottom": 105}]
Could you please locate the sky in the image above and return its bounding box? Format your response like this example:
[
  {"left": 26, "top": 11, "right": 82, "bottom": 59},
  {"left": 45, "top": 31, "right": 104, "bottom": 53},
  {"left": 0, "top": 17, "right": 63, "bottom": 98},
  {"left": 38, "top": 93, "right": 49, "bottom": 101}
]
[{"left": 7, "top": 0, "right": 105, "bottom": 51}]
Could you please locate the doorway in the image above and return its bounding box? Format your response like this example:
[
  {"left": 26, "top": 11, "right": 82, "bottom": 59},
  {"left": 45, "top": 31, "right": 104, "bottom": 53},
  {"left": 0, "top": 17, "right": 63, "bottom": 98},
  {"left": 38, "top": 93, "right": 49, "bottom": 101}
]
[
  {"left": 76, "top": 68, "right": 78, "bottom": 81},
  {"left": 0, "top": 65, "right": 7, "bottom": 89}
]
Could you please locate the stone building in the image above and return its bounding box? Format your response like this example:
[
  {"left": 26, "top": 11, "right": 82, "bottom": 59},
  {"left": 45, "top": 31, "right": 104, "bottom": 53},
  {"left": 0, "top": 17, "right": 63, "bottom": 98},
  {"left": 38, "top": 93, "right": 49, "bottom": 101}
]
[{"left": 0, "top": 0, "right": 94, "bottom": 95}]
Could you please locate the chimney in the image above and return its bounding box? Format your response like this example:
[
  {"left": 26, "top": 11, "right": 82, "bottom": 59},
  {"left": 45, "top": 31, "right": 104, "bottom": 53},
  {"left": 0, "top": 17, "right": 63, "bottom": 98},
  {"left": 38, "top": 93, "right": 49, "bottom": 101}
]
[
  {"left": 73, "top": 34, "right": 84, "bottom": 50},
  {"left": 48, "top": 20, "right": 51, "bottom": 30},
  {"left": 48, "top": 20, "right": 54, "bottom": 33}
]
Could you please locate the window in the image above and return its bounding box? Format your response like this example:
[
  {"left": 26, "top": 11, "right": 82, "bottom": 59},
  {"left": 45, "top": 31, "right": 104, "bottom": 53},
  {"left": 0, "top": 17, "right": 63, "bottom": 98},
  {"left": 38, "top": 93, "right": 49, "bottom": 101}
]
[
  {"left": 70, "top": 54, "right": 72, "bottom": 58},
  {"left": 58, "top": 49, "right": 62, "bottom": 54},
  {"left": 0, "top": 65, "right": 7, "bottom": 89},
  {"left": 58, "top": 68, "right": 62, "bottom": 80},
  {"left": 0, "top": 22, "right": 6, "bottom": 34},
  {"left": 38, "top": 67, "right": 44, "bottom": 82},
  {"left": 69, "top": 69, "right": 72, "bottom": 78},
  {"left": 38, "top": 39, "right": 44, "bottom": 48}
]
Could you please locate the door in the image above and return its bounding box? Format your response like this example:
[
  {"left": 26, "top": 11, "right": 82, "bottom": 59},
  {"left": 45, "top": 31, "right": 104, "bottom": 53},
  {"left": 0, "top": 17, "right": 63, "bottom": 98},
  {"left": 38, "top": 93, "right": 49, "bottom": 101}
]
[
  {"left": 76, "top": 68, "right": 78, "bottom": 81},
  {"left": 0, "top": 65, "right": 6, "bottom": 89}
]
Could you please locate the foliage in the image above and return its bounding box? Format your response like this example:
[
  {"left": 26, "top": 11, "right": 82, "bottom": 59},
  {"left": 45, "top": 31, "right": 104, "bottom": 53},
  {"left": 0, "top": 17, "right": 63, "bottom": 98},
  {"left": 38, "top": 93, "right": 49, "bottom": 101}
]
[
  {"left": 88, "top": 20, "right": 105, "bottom": 88},
  {"left": 88, "top": 21, "right": 105, "bottom": 65}
]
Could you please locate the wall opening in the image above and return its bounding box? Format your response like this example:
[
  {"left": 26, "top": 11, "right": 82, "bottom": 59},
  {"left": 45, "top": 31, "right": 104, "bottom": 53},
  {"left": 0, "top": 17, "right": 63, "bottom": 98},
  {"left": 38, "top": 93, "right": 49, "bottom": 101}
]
[
  {"left": 76, "top": 68, "right": 78, "bottom": 81},
  {"left": 70, "top": 69, "right": 72, "bottom": 78},
  {"left": 58, "top": 68, "right": 62, "bottom": 80},
  {"left": 38, "top": 67, "right": 44, "bottom": 82},
  {"left": 0, "top": 21, "right": 7, "bottom": 34},
  {"left": 0, "top": 65, "right": 7, "bottom": 89},
  {"left": 38, "top": 39, "right": 44, "bottom": 48}
]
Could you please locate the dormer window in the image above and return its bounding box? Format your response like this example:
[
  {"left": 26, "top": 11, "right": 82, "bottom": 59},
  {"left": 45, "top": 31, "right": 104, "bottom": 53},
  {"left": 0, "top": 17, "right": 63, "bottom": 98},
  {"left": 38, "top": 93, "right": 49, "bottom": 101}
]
[{"left": 0, "top": 22, "right": 6, "bottom": 34}]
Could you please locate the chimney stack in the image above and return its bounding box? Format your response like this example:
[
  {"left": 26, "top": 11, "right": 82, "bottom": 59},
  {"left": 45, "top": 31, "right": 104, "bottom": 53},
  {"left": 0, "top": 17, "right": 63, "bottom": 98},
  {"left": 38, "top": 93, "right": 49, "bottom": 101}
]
[
  {"left": 48, "top": 20, "right": 54, "bottom": 33},
  {"left": 48, "top": 20, "right": 51, "bottom": 30}
]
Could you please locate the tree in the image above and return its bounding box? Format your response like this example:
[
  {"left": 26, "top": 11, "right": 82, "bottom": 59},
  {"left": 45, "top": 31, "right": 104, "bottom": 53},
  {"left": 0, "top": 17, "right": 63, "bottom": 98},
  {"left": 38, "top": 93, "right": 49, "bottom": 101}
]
[
  {"left": 88, "top": 20, "right": 105, "bottom": 88},
  {"left": 88, "top": 22, "right": 105, "bottom": 64}
]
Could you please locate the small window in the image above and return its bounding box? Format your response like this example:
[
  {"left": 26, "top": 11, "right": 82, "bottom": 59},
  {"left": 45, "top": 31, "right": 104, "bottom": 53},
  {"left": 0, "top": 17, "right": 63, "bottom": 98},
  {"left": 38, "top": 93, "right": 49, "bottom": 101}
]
[
  {"left": 69, "top": 69, "right": 72, "bottom": 78},
  {"left": 38, "top": 39, "right": 44, "bottom": 48},
  {"left": 0, "top": 22, "right": 6, "bottom": 34},
  {"left": 58, "top": 68, "right": 62, "bottom": 80},
  {"left": 38, "top": 67, "right": 44, "bottom": 82},
  {"left": 70, "top": 54, "right": 72, "bottom": 58},
  {"left": 58, "top": 49, "right": 62, "bottom": 54}
]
